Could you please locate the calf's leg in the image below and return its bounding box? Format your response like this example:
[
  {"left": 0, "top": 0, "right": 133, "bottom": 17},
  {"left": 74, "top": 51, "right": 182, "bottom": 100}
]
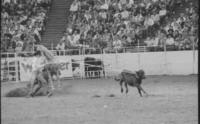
[
  {"left": 137, "top": 87, "right": 142, "bottom": 97},
  {"left": 119, "top": 80, "right": 123, "bottom": 93},
  {"left": 138, "top": 85, "right": 148, "bottom": 96},
  {"left": 124, "top": 83, "right": 128, "bottom": 94}
]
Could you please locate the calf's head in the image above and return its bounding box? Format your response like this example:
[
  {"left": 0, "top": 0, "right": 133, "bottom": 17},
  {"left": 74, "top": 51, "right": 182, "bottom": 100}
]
[{"left": 137, "top": 69, "right": 146, "bottom": 79}]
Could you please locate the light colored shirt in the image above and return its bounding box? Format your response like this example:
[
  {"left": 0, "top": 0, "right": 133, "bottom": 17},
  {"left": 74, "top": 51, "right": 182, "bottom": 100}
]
[
  {"left": 113, "top": 39, "right": 122, "bottom": 49},
  {"left": 99, "top": 12, "right": 107, "bottom": 19},
  {"left": 56, "top": 43, "right": 65, "bottom": 50},
  {"left": 100, "top": 4, "right": 109, "bottom": 10},
  {"left": 166, "top": 37, "right": 175, "bottom": 45},
  {"left": 121, "top": 10, "right": 129, "bottom": 19},
  {"left": 15, "top": 40, "right": 23, "bottom": 52},
  {"left": 152, "top": 37, "right": 159, "bottom": 46},
  {"left": 159, "top": 10, "right": 167, "bottom": 16},
  {"left": 70, "top": 3, "right": 79, "bottom": 12}
]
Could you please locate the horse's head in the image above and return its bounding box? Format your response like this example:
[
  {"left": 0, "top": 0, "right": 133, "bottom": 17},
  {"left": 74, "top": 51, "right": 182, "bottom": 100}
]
[{"left": 137, "top": 69, "right": 146, "bottom": 79}]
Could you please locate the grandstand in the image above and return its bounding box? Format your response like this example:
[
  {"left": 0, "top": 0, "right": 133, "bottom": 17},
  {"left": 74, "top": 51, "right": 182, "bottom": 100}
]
[{"left": 1, "top": 0, "right": 198, "bottom": 53}]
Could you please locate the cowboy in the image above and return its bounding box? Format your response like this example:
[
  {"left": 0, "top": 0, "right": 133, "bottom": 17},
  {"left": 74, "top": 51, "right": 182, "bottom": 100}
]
[{"left": 29, "top": 67, "right": 53, "bottom": 97}]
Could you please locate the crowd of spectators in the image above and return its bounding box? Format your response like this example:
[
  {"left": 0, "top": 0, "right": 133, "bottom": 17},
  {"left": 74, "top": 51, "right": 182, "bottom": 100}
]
[
  {"left": 1, "top": 0, "right": 198, "bottom": 53},
  {"left": 58, "top": 0, "right": 198, "bottom": 52},
  {"left": 1, "top": 0, "right": 52, "bottom": 52},
  {"left": 144, "top": 1, "right": 198, "bottom": 51}
]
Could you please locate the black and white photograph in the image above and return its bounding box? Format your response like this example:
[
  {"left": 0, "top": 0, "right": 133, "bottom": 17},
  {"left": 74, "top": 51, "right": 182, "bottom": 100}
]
[{"left": 1, "top": 0, "right": 198, "bottom": 123}]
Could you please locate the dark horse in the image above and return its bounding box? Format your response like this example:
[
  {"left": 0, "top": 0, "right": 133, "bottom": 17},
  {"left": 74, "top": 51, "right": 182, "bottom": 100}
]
[{"left": 115, "top": 69, "right": 148, "bottom": 97}]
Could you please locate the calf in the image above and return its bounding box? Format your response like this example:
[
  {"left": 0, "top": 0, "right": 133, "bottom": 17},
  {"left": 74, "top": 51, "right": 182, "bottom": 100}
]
[{"left": 115, "top": 69, "right": 148, "bottom": 97}]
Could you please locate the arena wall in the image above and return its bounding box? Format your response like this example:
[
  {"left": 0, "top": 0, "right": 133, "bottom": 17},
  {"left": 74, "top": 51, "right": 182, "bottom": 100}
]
[
  {"left": 1, "top": 50, "right": 198, "bottom": 82},
  {"left": 71, "top": 50, "right": 198, "bottom": 75}
]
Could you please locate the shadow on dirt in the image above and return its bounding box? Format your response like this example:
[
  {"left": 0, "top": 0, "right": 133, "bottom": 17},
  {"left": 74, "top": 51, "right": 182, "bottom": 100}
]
[
  {"left": 92, "top": 94, "right": 116, "bottom": 98},
  {"left": 146, "top": 94, "right": 166, "bottom": 97},
  {"left": 4, "top": 83, "right": 74, "bottom": 97}
]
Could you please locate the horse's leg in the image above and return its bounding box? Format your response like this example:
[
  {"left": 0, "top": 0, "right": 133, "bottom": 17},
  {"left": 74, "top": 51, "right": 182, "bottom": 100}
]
[
  {"left": 47, "top": 70, "right": 55, "bottom": 90},
  {"left": 138, "top": 85, "right": 148, "bottom": 96},
  {"left": 137, "top": 87, "right": 142, "bottom": 97},
  {"left": 119, "top": 80, "right": 123, "bottom": 93},
  {"left": 56, "top": 71, "right": 61, "bottom": 88},
  {"left": 124, "top": 83, "right": 128, "bottom": 95}
]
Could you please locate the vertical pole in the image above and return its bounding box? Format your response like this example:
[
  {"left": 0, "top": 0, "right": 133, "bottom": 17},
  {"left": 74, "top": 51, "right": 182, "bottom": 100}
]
[
  {"left": 82, "top": 45, "right": 85, "bottom": 79},
  {"left": 164, "top": 40, "right": 167, "bottom": 75},
  {"left": 15, "top": 53, "right": 19, "bottom": 83},
  {"left": 137, "top": 39, "right": 140, "bottom": 53},
  {"left": 33, "top": 43, "right": 35, "bottom": 53},
  {"left": 137, "top": 39, "right": 140, "bottom": 70},
  {"left": 192, "top": 38, "right": 195, "bottom": 74},
  {"left": 7, "top": 53, "right": 10, "bottom": 82},
  {"left": 101, "top": 48, "right": 104, "bottom": 78},
  {"left": 138, "top": 50, "right": 140, "bottom": 70}
]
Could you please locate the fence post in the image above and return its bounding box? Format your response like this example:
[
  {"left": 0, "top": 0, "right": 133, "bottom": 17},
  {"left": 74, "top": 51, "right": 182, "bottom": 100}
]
[
  {"left": 138, "top": 50, "right": 141, "bottom": 70},
  {"left": 15, "top": 53, "right": 19, "bottom": 83},
  {"left": 164, "top": 42, "right": 167, "bottom": 75},
  {"left": 192, "top": 39, "right": 195, "bottom": 74}
]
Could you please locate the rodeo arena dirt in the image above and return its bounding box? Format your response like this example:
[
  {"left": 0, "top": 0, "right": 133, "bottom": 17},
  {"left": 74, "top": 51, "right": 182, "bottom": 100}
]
[{"left": 1, "top": 0, "right": 198, "bottom": 124}]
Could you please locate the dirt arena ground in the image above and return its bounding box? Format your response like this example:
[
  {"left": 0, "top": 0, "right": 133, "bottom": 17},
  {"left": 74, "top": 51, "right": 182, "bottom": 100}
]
[{"left": 1, "top": 75, "right": 198, "bottom": 124}]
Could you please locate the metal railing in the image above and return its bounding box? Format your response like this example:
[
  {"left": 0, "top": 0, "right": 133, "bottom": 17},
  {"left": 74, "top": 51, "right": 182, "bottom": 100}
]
[
  {"left": 1, "top": 44, "right": 198, "bottom": 57},
  {"left": 1, "top": 53, "right": 20, "bottom": 83},
  {"left": 85, "top": 70, "right": 105, "bottom": 79}
]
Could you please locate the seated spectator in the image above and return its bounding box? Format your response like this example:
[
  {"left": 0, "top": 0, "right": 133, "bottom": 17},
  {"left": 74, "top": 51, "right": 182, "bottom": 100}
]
[
  {"left": 70, "top": 0, "right": 80, "bottom": 12},
  {"left": 56, "top": 41, "right": 65, "bottom": 55},
  {"left": 167, "top": 27, "right": 174, "bottom": 37},
  {"left": 72, "top": 30, "right": 81, "bottom": 44},
  {"left": 166, "top": 35, "right": 175, "bottom": 46},
  {"left": 144, "top": 37, "right": 153, "bottom": 47},
  {"left": 113, "top": 35, "right": 122, "bottom": 49},
  {"left": 121, "top": 9, "right": 129, "bottom": 19},
  {"left": 15, "top": 37, "right": 24, "bottom": 52},
  {"left": 173, "top": 30, "right": 180, "bottom": 40},
  {"left": 152, "top": 37, "right": 160, "bottom": 46}
]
